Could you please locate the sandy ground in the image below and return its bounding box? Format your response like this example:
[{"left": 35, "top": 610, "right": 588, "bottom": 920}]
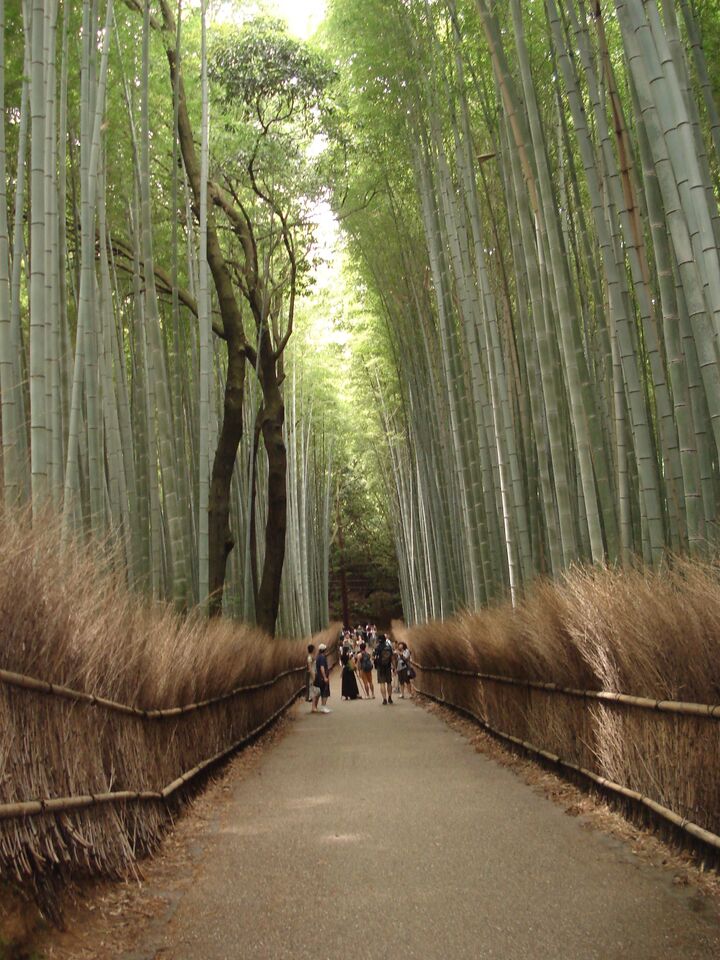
[{"left": 32, "top": 691, "right": 720, "bottom": 960}]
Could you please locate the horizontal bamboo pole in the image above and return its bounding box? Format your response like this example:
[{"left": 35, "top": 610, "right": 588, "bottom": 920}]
[
  {"left": 0, "top": 684, "right": 304, "bottom": 822},
  {"left": 0, "top": 664, "right": 306, "bottom": 719},
  {"left": 0, "top": 791, "right": 161, "bottom": 820},
  {"left": 418, "top": 688, "right": 720, "bottom": 854},
  {"left": 413, "top": 663, "right": 720, "bottom": 719}
]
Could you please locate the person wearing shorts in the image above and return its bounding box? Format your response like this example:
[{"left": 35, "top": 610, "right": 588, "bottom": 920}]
[
  {"left": 374, "top": 634, "right": 394, "bottom": 704},
  {"left": 397, "top": 641, "right": 413, "bottom": 698}
]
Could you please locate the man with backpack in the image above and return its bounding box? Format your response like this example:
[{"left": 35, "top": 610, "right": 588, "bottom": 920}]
[{"left": 374, "top": 633, "right": 395, "bottom": 705}]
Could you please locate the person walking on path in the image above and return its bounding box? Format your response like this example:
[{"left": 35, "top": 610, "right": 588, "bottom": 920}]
[
  {"left": 374, "top": 633, "right": 395, "bottom": 705},
  {"left": 340, "top": 646, "right": 360, "bottom": 700},
  {"left": 305, "top": 644, "right": 315, "bottom": 702},
  {"left": 392, "top": 640, "right": 401, "bottom": 694},
  {"left": 357, "top": 641, "right": 375, "bottom": 699},
  {"left": 397, "top": 641, "right": 414, "bottom": 698},
  {"left": 313, "top": 643, "right": 332, "bottom": 714}
]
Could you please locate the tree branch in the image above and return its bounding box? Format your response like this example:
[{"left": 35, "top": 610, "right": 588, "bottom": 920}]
[{"left": 108, "top": 232, "right": 227, "bottom": 339}]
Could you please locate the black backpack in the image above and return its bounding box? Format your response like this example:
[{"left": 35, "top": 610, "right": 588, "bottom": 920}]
[{"left": 378, "top": 641, "right": 392, "bottom": 668}]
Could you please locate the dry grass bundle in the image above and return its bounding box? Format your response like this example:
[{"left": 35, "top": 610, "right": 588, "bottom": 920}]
[
  {"left": 0, "top": 508, "right": 339, "bottom": 916},
  {"left": 402, "top": 559, "right": 720, "bottom": 850}
]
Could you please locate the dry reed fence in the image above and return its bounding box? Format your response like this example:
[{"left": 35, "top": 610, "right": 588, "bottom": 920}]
[
  {"left": 395, "top": 559, "right": 720, "bottom": 857},
  {"left": 0, "top": 510, "right": 339, "bottom": 916}
]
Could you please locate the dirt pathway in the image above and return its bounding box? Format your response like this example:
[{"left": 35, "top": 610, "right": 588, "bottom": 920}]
[{"left": 102, "top": 691, "right": 720, "bottom": 960}]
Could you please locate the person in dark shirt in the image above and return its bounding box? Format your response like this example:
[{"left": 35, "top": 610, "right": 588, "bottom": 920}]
[
  {"left": 314, "top": 643, "right": 332, "bottom": 714},
  {"left": 340, "top": 645, "right": 360, "bottom": 700},
  {"left": 374, "top": 633, "right": 395, "bottom": 705}
]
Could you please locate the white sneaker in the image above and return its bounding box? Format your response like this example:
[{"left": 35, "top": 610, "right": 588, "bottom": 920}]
[{"left": 319, "top": 707, "right": 332, "bottom": 714}]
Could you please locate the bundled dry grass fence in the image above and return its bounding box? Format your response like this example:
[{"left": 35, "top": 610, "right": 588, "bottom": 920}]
[
  {"left": 396, "top": 560, "right": 720, "bottom": 857},
  {"left": 0, "top": 510, "right": 339, "bottom": 916}
]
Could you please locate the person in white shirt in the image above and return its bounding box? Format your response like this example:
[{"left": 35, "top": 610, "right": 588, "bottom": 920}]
[{"left": 306, "top": 643, "right": 315, "bottom": 702}]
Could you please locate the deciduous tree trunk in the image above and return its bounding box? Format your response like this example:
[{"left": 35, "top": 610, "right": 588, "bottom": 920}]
[
  {"left": 253, "top": 336, "right": 287, "bottom": 635},
  {"left": 208, "top": 336, "right": 246, "bottom": 616}
]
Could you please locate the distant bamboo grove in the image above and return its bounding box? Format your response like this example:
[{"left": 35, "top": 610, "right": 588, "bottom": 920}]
[
  {"left": 0, "top": 0, "right": 332, "bottom": 637},
  {"left": 329, "top": 0, "right": 720, "bottom": 623}
]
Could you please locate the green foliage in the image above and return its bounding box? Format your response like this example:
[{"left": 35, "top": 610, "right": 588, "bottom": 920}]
[{"left": 209, "top": 16, "right": 336, "bottom": 124}]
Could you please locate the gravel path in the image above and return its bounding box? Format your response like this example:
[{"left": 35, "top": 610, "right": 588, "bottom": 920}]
[{"left": 126, "top": 692, "right": 720, "bottom": 960}]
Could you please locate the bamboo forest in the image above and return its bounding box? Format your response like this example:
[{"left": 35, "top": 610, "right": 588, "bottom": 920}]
[{"left": 2, "top": 0, "right": 720, "bottom": 954}]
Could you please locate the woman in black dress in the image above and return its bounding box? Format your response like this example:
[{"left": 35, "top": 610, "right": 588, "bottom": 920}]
[{"left": 340, "top": 645, "right": 360, "bottom": 700}]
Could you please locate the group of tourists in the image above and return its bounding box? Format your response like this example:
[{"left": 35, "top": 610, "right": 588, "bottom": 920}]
[{"left": 305, "top": 625, "right": 416, "bottom": 713}]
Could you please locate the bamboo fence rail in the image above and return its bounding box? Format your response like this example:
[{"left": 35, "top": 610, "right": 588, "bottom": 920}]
[
  {"left": 418, "top": 686, "right": 720, "bottom": 853},
  {"left": 0, "top": 664, "right": 306, "bottom": 718},
  {"left": 413, "top": 663, "right": 720, "bottom": 719},
  {"left": 0, "top": 649, "right": 337, "bottom": 823},
  {"left": 0, "top": 621, "right": 341, "bottom": 910},
  {"left": 414, "top": 660, "right": 720, "bottom": 854},
  {"left": 0, "top": 685, "right": 300, "bottom": 822}
]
